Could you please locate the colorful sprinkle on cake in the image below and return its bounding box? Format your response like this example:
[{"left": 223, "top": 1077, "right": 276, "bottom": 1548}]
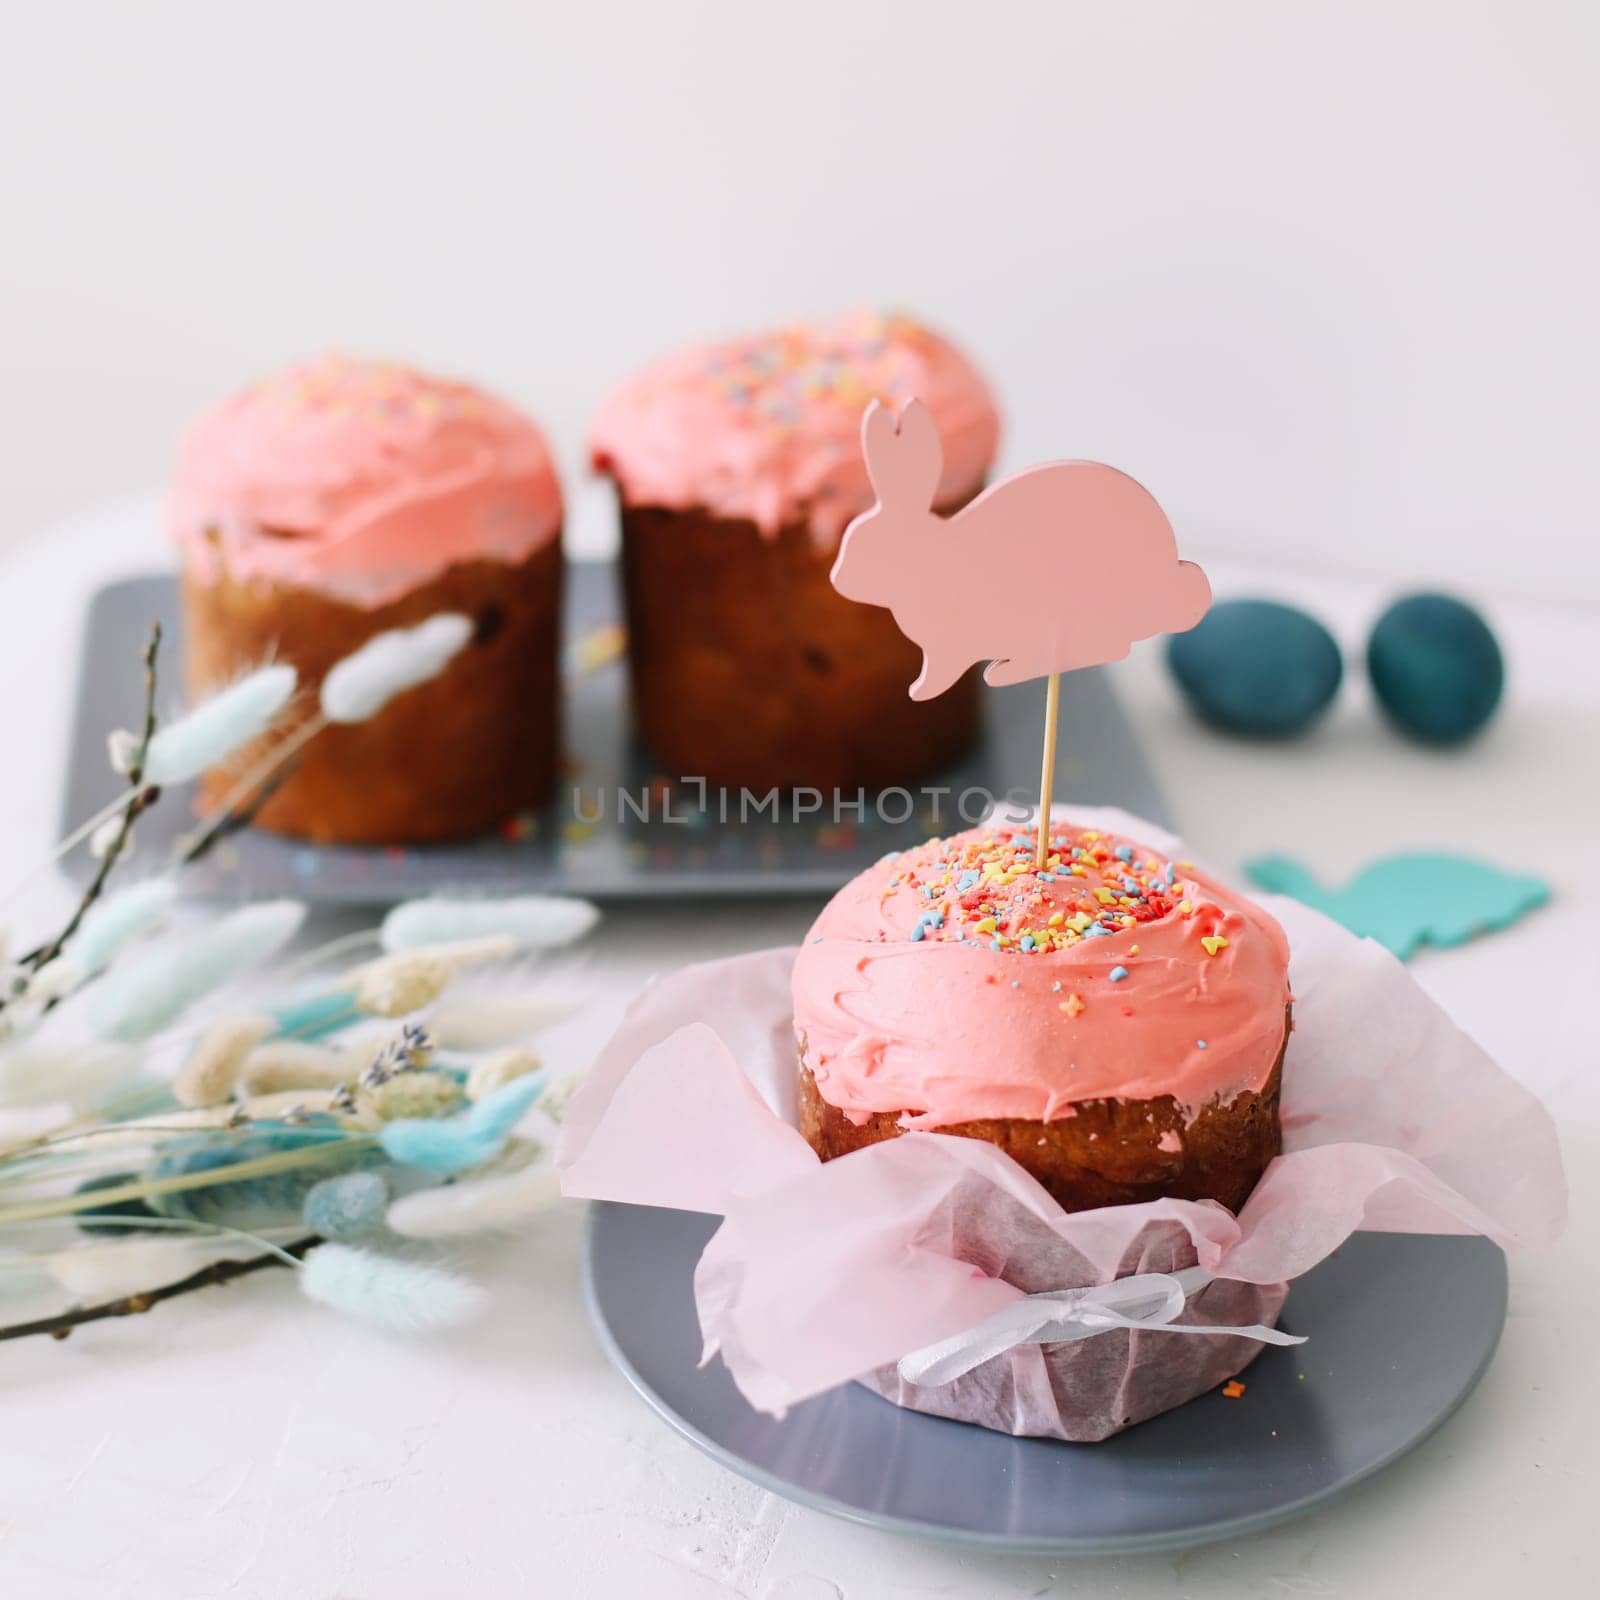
[
  {"left": 873, "top": 822, "right": 1230, "bottom": 959},
  {"left": 589, "top": 309, "right": 999, "bottom": 541}
]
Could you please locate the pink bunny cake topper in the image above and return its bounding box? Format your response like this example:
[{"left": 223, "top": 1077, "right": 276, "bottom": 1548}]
[
  {"left": 832, "top": 398, "right": 1211, "bottom": 866},
  {"left": 832, "top": 399, "right": 1212, "bottom": 699}
]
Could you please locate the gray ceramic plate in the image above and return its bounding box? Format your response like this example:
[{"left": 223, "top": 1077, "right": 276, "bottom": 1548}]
[
  {"left": 61, "top": 564, "right": 1170, "bottom": 904},
  {"left": 583, "top": 1202, "right": 1508, "bottom": 1554}
]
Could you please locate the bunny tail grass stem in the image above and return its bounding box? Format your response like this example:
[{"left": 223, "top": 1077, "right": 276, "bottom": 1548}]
[
  {"left": 177, "top": 712, "right": 327, "bottom": 861},
  {"left": 177, "top": 759, "right": 298, "bottom": 866},
  {"left": 2, "top": 625, "right": 163, "bottom": 985},
  {"left": 0, "top": 1119, "right": 309, "bottom": 1180},
  {"left": 0, "top": 1227, "right": 317, "bottom": 1346},
  {"left": 1035, "top": 672, "right": 1061, "bottom": 871},
  {"left": 37, "top": 791, "right": 141, "bottom": 873},
  {"left": 53, "top": 1211, "right": 309, "bottom": 1265},
  {"left": 0, "top": 1136, "right": 378, "bottom": 1227},
  {"left": 0, "top": 1122, "right": 230, "bottom": 1165}
]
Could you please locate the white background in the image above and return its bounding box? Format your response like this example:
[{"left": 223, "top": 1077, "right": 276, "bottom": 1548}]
[{"left": 1, "top": 1, "right": 1596, "bottom": 602}]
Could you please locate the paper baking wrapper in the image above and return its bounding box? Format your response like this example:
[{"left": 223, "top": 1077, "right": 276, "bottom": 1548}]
[{"left": 560, "top": 810, "right": 1566, "bottom": 1442}]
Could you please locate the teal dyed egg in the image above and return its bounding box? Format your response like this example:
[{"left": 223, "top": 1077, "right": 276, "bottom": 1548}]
[
  {"left": 1166, "top": 599, "right": 1343, "bottom": 737},
  {"left": 1367, "top": 594, "right": 1503, "bottom": 745}
]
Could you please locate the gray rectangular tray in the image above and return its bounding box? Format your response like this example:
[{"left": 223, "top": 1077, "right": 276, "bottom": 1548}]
[{"left": 62, "top": 563, "right": 1169, "bottom": 904}]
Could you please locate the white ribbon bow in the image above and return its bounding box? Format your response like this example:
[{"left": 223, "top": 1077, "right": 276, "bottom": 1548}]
[{"left": 897, "top": 1265, "right": 1306, "bottom": 1389}]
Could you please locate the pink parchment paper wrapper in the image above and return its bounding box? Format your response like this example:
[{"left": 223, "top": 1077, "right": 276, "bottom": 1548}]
[{"left": 560, "top": 825, "right": 1566, "bottom": 1442}]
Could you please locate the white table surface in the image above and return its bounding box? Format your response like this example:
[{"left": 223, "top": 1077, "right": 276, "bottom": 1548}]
[{"left": 0, "top": 501, "right": 1593, "bottom": 1599}]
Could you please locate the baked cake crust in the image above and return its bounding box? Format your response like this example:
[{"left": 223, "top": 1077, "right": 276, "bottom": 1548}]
[
  {"left": 590, "top": 309, "right": 999, "bottom": 793},
  {"left": 169, "top": 356, "right": 566, "bottom": 846},
  {"left": 797, "top": 1007, "right": 1288, "bottom": 1214},
  {"left": 619, "top": 501, "right": 979, "bottom": 793},
  {"left": 181, "top": 540, "right": 562, "bottom": 844}
]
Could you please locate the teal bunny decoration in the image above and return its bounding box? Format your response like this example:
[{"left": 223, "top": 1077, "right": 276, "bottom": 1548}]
[{"left": 1244, "top": 852, "right": 1549, "bottom": 960}]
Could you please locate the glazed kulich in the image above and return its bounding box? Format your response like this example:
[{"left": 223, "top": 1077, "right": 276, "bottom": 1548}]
[
  {"left": 589, "top": 310, "right": 1000, "bottom": 792},
  {"left": 167, "top": 355, "right": 564, "bottom": 845},
  {"left": 792, "top": 821, "right": 1292, "bottom": 1213}
]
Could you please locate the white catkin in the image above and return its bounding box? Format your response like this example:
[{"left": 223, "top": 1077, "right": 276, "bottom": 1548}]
[
  {"left": 353, "top": 958, "right": 454, "bottom": 1017},
  {"left": 236, "top": 1041, "right": 352, "bottom": 1097},
  {"left": 425, "top": 990, "right": 581, "bottom": 1051},
  {"left": 385, "top": 1148, "right": 562, "bottom": 1238},
  {"left": 319, "top": 615, "right": 472, "bottom": 724},
  {"left": 380, "top": 895, "right": 599, "bottom": 954},
  {"left": 0, "top": 1040, "right": 141, "bottom": 1112},
  {"left": 88, "top": 816, "right": 128, "bottom": 861},
  {"left": 19, "top": 956, "right": 82, "bottom": 1005},
  {"left": 0, "top": 1103, "right": 76, "bottom": 1148},
  {"left": 173, "top": 1016, "right": 275, "bottom": 1107},
  {"left": 466, "top": 1048, "right": 542, "bottom": 1102},
  {"left": 349, "top": 938, "right": 515, "bottom": 1017},
  {"left": 46, "top": 1238, "right": 261, "bottom": 1301},
  {"left": 106, "top": 728, "right": 140, "bottom": 775}
]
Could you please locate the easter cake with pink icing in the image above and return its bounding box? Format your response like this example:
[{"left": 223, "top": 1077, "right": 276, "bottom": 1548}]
[
  {"left": 590, "top": 310, "right": 999, "bottom": 792},
  {"left": 168, "top": 354, "right": 564, "bottom": 844},
  {"left": 793, "top": 818, "right": 1292, "bottom": 1213}
]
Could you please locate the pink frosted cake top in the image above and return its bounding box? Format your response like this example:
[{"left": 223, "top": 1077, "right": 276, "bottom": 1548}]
[
  {"left": 167, "top": 355, "right": 563, "bottom": 608},
  {"left": 792, "top": 821, "right": 1291, "bottom": 1129},
  {"left": 589, "top": 310, "right": 1000, "bottom": 543}
]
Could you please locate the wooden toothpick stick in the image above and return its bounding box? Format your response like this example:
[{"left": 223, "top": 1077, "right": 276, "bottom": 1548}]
[{"left": 1035, "top": 672, "right": 1061, "bottom": 870}]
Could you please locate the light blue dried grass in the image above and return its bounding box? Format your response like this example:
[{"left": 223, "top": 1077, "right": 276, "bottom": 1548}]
[
  {"left": 144, "top": 665, "right": 297, "bottom": 786},
  {"left": 0, "top": 1040, "right": 142, "bottom": 1111},
  {"left": 72, "top": 879, "right": 176, "bottom": 975},
  {"left": 267, "top": 989, "right": 360, "bottom": 1042},
  {"left": 149, "top": 1119, "right": 375, "bottom": 1228},
  {"left": 89, "top": 900, "right": 306, "bottom": 1040},
  {"left": 466, "top": 1073, "right": 549, "bottom": 1141},
  {"left": 303, "top": 1170, "right": 389, "bottom": 1239},
  {"left": 299, "top": 1243, "right": 487, "bottom": 1331},
  {"left": 378, "top": 1071, "right": 547, "bottom": 1173},
  {"left": 380, "top": 895, "right": 599, "bottom": 954}
]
